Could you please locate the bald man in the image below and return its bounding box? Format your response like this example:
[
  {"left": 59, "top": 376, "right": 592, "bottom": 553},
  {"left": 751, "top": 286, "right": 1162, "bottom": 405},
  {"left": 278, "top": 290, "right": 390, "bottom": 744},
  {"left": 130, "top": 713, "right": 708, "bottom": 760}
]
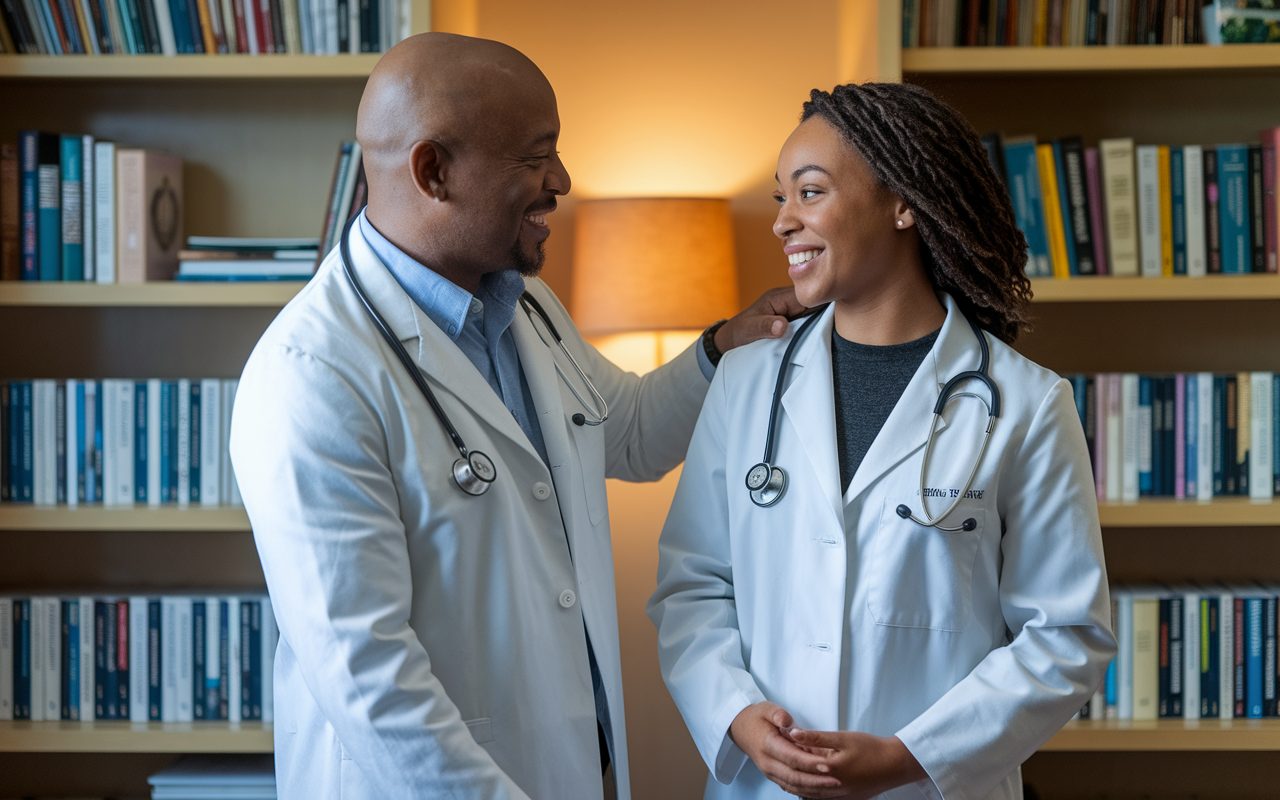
[{"left": 230, "top": 33, "right": 800, "bottom": 800}]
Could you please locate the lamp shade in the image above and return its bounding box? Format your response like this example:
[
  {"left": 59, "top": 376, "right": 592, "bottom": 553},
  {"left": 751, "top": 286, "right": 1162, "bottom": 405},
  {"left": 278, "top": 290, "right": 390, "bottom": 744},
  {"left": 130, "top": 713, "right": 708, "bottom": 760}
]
[{"left": 570, "top": 198, "right": 739, "bottom": 335}]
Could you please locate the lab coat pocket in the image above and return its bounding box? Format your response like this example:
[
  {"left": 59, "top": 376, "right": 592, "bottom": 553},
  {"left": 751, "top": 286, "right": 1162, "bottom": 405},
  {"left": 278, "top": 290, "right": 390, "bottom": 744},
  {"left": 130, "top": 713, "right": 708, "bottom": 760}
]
[
  {"left": 573, "top": 426, "right": 608, "bottom": 525},
  {"left": 866, "top": 497, "right": 984, "bottom": 632},
  {"left": 465, "top": 717, "right": 494, "bottom": 743}
]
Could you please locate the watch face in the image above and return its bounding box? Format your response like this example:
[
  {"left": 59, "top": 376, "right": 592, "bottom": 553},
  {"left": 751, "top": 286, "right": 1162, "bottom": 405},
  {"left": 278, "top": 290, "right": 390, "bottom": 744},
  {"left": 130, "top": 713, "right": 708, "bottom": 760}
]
[{"left": 746, "top": 464, "right": 770, "bottom": 491}]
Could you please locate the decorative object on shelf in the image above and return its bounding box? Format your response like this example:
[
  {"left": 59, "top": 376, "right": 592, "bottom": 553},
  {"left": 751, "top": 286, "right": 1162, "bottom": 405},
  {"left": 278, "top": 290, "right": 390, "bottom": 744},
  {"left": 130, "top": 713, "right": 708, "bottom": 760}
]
[{"left": 570, "top": 197, "right": 739, "bottom": 372}]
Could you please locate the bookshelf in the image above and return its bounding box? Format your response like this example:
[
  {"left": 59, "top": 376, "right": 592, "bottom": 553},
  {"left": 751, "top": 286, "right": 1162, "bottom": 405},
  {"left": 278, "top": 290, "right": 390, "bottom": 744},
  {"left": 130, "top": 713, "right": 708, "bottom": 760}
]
[
  {"left": 0, "top": 1, "right": 451, "bottom": 796},
  {"left": 885, "top": 5, "right": 1280, "bottom": 796}
]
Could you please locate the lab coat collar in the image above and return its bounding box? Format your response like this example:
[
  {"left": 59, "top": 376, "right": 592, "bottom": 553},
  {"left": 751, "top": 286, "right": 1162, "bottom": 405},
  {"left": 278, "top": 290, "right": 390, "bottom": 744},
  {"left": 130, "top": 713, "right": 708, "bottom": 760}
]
[{"left": 342, "top": 222, "right": 549, "bottom": 472}]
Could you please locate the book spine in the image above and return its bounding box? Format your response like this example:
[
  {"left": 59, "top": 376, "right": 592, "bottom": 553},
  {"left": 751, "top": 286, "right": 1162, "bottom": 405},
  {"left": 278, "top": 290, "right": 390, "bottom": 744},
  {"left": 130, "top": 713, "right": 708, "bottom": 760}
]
[
  {"left": 1219, "top": 145, "right": 1250, "bottom": 275},
  {"left": 1274, "top": 374, "right": 1280, "bottom": 497},
  {"left": 1138, "top": 376, "right": 1153, "bottom": 495},
  {"left": 93, "top": 141, "right": 114, "bottom": 283},
  {"left": 59, "top": 135, "right": 82, "bottom": 281},
  {"left": 54, "top": 380, "right": 65, "bottom": 504},
  {"left": 1263, "top": 131, "right": 1278, "bottom": 274},
  {"left": 227, "top": 597, "right": 240, "bottom": 723},
  {"left": 18, "top": 132, "right": 36, "bottom": 280},
  {"left": 1136, "top": 144, "right": 1161, "bottom": 277},
  {"left": 1214, "top": 376, "right": 1226, "bottom": 495},
  {"left": 1085, "top": 147, "right": 1109, "bottom": 275},
  {"left": 192, "top": 599, "right": 205, "bottom": 719},
  {"left": 133, "top": 381, "right": 146, "bottom": 503},
  {"left": 200, "top": 378, "right": 220, "bottom": 506},
  {"left": 1158, "top": 597, "right": 1171, "bottom": 716},
  {"left": 175, "top": 597, "right": 192, "bottom": 721},
  {"left": 1169, "top": 595, "right": 1183, "bottom": 717},
  {"left": 188, "top": 380, "right": 200, "bottom": 504},
  {"left": 1171, "top": 147, "right": 1186, "bottom": 275},
  {"left": 240, "top": 598, "right": 254, "bottom": 719},
  {"left": 1175, "top": 374, "right": 1186, "bottom": 499},
  {"left": 1133, "top": 596, "right": 1158, "bottom": 720},
  {"left": 1266, "top": 597, "right": 1277, "bottom": 716},
  {"left": 221, "top": 379, "right": 240, "bottom": 506},
  {"left": 1061, "top": 138, "right": 1096, "bottom": 274},
  {"left": 150, "top": 0, "right": 174, "bottom": 52},
  {"left": 29, "top": 597, "right": 43, "bottom": 721},
  {"left": 1205, "top": 148, "right": 1222, "bottom": 273},
  {"left": 206, "top": 596, "right": 219, "bottom": 720},
  {"left": 1237, "top": 372, "right": 1251, "bottom": 497},
  {"left": 1248, "top": 597, "right": 1263, "bottom": 718},
  {"left": 146, "top": 379, "right": 160, "bottom": 505},
  {"left": 65, "top": 379, "right": 79, "bottom": 507},
  {"left": 147, "top": 598, "right": 160, "bottom": 721},
  {"left": 160, "top": 597, "right": 176, "bottom": 721},
  {"left": 113, "top": 148, "right": 144, "bottom": 283},
  {"left": 216, "top": 598, "right": 228, "bottom": 720},
  {"left": 1, "top": 143, "right": 18, "bottom": 280},
  {"left": 176, "top": 378, "right": 190, "bottom": 507},
  {"left": 1185, "top": 145, "right": 1207, "bottom": 277},
  {"left": 62, "top": 599, "right": 75, "bottom": 719},
  {"left": 115, "top": 600, "right": 129, "bottom": 720},
  {"left": 0, "top": 598, "right": 10, "bottom": 720},
  {"left": 128, "top": 596, "right": 146, "bottom": 722},
  {"left": 1251, "top": 373, "right": 1274, "bottom": 500},
  {"left": 14, "top": 600, "right": 29, "bottom": 719},
  {"left": 1101, "top": 138, "right": 1139, "bottom": 276},
  {"left": 78, "top": 594, "right": 93, "bottom": 721},
  {"left": 1250, "top": 145, "right": 1267, "bottom": 273},
  {"left": 35, "top": 133, "right": 60, "bottom": 279},
  {"left": 1037, "top": 143, "right": 1071, "bottom": 279},
  {"left": 261, "top": 596, "right": 275, "bottom": 723},
  {"left": 1, "top": 384, "right": 9, "bottom": 502},
  {"left": 117, "top": 379, "right": 133, "bottom": 504}
]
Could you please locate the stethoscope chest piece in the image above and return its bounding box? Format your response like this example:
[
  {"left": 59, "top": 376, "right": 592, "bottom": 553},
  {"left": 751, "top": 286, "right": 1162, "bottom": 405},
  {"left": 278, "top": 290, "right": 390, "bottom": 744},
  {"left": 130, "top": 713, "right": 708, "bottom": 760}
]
[
  {"left": 746, "top": 462, "right": 787, "bottom": 507},
  {"left": 453, "top": 451, "right": 497, "bottom": 496}
]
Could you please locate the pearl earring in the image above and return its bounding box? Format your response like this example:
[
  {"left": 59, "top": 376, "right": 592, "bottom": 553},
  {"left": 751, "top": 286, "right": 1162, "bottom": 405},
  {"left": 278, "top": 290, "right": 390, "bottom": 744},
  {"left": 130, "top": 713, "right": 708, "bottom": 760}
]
[{"left": 896, "top": 219, "right": 904, "bottom": 228}]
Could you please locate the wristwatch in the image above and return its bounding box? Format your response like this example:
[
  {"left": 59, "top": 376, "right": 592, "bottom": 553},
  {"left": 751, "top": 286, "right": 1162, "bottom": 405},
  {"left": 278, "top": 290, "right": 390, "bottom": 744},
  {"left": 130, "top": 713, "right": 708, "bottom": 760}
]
[{"left": 702, "top": 319, "right": 728, "bottom": 368}]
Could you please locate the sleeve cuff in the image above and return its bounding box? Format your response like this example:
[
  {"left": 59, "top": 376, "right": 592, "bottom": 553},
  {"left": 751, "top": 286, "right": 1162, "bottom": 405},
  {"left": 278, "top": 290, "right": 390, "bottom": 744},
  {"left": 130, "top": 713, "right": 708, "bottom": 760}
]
[
  {"left": 694, "top": 334, "right": 717, "bottom": 381},
  {"left": 713, "top": 733, "right": 750, "bottom": 785},
  {"left": 895, "top": 726, "right": 958, "bottom": 800}
]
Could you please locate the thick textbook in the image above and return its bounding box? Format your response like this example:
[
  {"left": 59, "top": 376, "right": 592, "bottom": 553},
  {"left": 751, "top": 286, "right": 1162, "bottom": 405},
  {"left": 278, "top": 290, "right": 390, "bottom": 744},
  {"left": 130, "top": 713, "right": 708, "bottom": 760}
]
[{"left": 115, "top": 148, "right": 183, "bottom": 282}]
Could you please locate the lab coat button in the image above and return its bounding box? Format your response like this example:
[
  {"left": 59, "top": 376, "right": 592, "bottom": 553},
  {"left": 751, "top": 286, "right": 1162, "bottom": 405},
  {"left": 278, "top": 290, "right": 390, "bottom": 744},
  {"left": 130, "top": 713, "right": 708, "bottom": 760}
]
[
  {"left": 559, "top": 590, "right": 577, "bottom": 608},
  {"left": 532, "top": 482, "right": 551, "bottom": 500}
]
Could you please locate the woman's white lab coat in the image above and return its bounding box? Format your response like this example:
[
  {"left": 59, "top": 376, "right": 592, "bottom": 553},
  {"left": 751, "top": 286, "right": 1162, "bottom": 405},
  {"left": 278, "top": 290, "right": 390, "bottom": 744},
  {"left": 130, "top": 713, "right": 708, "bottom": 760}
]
[{"left": 648, "top": 295, "right": 1116, "bottom": 800}]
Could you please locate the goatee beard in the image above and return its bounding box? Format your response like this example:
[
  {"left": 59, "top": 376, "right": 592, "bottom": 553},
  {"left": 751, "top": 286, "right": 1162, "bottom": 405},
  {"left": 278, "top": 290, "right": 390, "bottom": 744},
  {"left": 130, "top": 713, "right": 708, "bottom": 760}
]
[{"left": 511, "top": 239, "right": 546, "bottom": 278}]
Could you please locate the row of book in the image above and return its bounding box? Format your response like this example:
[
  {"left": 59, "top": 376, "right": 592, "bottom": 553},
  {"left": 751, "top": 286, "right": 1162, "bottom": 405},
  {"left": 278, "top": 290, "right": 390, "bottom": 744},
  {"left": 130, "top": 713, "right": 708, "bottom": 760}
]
[
  {"left": 316, "top": 140, "right": 365, "bottom": 264},
  {"left": 0, "top": 378, "right": 242, "bottom": 507},
  {"left": 1085, "top": 584, "right": 1280, "bottom": 721},
  {"left": 0, "top": 594, "right": 275, "bottom": 723},
  {"left": 986, "top": 134, "right": 1280, "bottom": 278},
  {"left": 0, "top": 132, "right": 184, "bottom": 282},
  {"left": 902, "top": 0, "right": 1278, "bottom": 48},
  {"left": 177, "top": 235, "right": 318, "bottom": 281},
  {"left": 1065, "top": 373, "right": 1278, "bottom": 502},
  {"left": 0, "top": 0, "right": 409, "bottom": 54}
]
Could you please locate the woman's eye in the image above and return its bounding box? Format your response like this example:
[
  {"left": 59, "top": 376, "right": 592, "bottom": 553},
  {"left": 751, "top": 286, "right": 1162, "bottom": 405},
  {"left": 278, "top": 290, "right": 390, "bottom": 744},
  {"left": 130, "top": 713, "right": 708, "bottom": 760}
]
[
  {"left": 801, "top": 189, "right": 821, "bottom": 199},
  {"left": 772, "top": 194, "right": 785, "bottom": 205}
]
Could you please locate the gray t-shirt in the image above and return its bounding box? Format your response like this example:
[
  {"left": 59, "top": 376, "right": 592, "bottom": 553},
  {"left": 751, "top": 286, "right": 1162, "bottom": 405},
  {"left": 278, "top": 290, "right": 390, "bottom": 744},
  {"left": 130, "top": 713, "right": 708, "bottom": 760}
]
[{"left": 832, "top": 327, "right": 940, "bottom": 493}]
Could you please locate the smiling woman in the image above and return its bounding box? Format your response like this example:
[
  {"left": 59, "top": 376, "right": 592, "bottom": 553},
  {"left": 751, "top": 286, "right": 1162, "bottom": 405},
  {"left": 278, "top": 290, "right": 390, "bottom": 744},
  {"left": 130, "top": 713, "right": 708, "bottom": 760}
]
[{"left": 648, "top": 82, "right": 1116, "bottom": 800}]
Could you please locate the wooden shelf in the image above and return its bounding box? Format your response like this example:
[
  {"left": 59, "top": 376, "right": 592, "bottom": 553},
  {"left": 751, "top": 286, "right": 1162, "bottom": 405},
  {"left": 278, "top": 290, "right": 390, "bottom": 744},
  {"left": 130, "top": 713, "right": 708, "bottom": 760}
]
[
  {"left": 1099, "top": 498, "right": 1280, "bottom": 527},
  {"left": 0, "top": 54, "right": 382, "bottom": 79},
  {"left": 0, "top": 281, "right": 307, "bottom": 307},
  {"left": 903, "top": 44, "right": 1280, "bottom": 74},
  {"left": 0, "top": 506, "right": 250, "bottom": 531},
  {"left": 1029, "top": 274, "right": 1280, "bottom": 302},
  {"left": 0, "top": 720, "right": 271, "bottom": 752},
  {"left": 1042, "top": 718, "right": 1280, "bottom": 751}
]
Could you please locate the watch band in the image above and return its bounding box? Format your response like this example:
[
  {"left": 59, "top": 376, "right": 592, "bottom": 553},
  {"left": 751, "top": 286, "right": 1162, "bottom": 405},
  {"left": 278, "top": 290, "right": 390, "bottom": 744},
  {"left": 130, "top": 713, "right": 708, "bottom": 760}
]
[{"left": 702, "top": 319, "right": 729, "bottom": 368}]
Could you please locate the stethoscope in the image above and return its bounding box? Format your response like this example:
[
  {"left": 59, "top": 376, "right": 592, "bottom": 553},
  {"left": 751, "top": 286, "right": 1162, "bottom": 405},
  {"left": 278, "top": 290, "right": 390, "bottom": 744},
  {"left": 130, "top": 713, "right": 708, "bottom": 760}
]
[
  {"left": 745, "top": 306, "right": 1001, "bottom": 533},
  {"left": 339, "top": 210, "right": 609, "bottom": 497}
]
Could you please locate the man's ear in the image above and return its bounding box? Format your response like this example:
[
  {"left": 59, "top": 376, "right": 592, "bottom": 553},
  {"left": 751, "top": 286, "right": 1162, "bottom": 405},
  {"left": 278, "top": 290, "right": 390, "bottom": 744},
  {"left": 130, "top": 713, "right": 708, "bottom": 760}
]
[{"left": 410, "top": 140, "right": 449, "bottom": 201}]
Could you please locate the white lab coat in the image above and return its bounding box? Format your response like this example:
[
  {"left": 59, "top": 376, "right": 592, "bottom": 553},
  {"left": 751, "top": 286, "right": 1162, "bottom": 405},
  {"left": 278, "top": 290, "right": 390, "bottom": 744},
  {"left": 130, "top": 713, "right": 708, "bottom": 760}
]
[
  {"left": 230, "top": 223, "right": 709, "bottom": 800},
  {"left": 648, "top": 295, "right": 1116, "bottom": 800}
]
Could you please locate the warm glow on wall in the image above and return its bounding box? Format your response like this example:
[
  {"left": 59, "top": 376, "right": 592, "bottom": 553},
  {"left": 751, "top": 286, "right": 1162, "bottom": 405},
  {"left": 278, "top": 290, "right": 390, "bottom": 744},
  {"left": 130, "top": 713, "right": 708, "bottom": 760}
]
[{"left": 588, "top": 330, "right": 703, "bottom": 376}]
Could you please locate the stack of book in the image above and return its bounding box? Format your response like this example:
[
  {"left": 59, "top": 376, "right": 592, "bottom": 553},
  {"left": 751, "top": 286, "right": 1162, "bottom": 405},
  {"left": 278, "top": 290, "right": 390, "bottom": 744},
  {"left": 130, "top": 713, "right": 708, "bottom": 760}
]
[
  {"left": 1084, "top": 584, "right": 1280, "bottom": 722},
  {"left": 177, "top": 236, "right": 319, "bottom": 281},
  {"left": 986, "top": 133, "right": 1280, "bottom": 279},
  {"left": 0, "top": 133, "right": 183, "bottom": 282},
  {"left": 0, "top": 0, "right": 409, "bottom": 55},
  {"left": 1064, "top": 372, "right": 1278, "bottom": 502},
  {"left": 316, "top": 140, "right": 365, "bottom": 264},
  {"left": 0, "top": 378, "right": 242, "bottom": 507},
  {"left": 0, "top": 594, "right": 275, "bottom": 723},
  {"left": 149, "top": 755, "right": 276, "bottom": 800}
]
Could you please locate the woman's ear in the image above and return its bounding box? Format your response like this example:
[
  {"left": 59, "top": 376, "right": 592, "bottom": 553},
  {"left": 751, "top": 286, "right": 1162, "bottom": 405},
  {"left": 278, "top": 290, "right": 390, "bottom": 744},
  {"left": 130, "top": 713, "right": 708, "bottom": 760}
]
[{"left": 893, "top": 202, "right": 915, "bottom": 230}]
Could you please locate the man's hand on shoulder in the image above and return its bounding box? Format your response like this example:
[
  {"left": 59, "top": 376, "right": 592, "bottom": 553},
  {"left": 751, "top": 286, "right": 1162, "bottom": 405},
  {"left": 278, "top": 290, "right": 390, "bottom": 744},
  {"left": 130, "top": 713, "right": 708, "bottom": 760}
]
[{"left": 714, "top": 287, "right": 809, "bottom": 354}]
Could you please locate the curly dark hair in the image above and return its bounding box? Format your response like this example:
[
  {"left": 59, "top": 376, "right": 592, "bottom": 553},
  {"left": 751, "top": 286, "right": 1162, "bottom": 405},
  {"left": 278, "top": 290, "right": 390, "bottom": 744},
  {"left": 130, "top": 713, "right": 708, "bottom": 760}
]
[{"left": 801, "top": 82, "right": 1033, "bottom": 343}]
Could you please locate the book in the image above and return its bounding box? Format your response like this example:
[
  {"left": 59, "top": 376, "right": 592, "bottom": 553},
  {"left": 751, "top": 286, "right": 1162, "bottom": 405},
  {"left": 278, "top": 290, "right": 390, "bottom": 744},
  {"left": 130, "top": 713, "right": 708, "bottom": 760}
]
[
  {"left": 93, "top": 140, "right": 115, "bottom": 284},
  {"left": 1138, "top": 375, "right": 1153, "bottom": 495},
  {"left": 1084, "top": 146, "right": 1109, "bottom": 275},
  {"left": 1184, "top": 145, "right": 1207, "bottom": 277},
  {"left": 1100, "top": 137, "right": 1139, "bottom": 276},
  {"left": 0, "top": 597, "right": 10, "bottom": 720},
  {"left": 1038, "top": 143, "right": 1071, "bottom": 279},
  {"left": 0, "top": 143, "right": 17, "bottom": 280},
  {"left": 58, "top": 135, "right": 83, "bottom": 282},
  {"left": 1218, "top": 144, "right": 1251, "bottom": 274},
  {"left": 1001, "top": 136, "right": 1052, "bottom": 278},
  {"left": 128, "top": 595, "right": 147, "bottom": 722},
  {"left": 115, "top": 148, "right": 182, "bottom": 282},
  {"left": 1121, "top": 373, "right": 1140, "bottom": 502},
  {"left": 1059, "top": 136, "right": 1097, "bottom": 274},
  {"left": 1251, "top": 372, "right": 1274, "bottom": 500},
  {"left": 18, "top": 133, "right": 40, "bottom": 279},
  {"left": 1250, "top": 144, "right": 1267, "bottom": 273},
  {"left": 199, "top": 378, "right": 220, "bottom": 507},
  {"left": 1136, "top": 144, "right": 1161, "bottom": 277},
  {"left": 1133, "top": 589, "right": 1161, "bottom": 720},
  {"left": 1237, "top": 371, "right": 1251, "bottom": 496},
  {"left": 80, "top": 135, "right": 94, "bottom": 281},
  {"left": 1170, "top": 147, "right": 1186, "bottom": 275},
  {"left": 1205, "top": 147, "right": 1222, "bottom": 273}
]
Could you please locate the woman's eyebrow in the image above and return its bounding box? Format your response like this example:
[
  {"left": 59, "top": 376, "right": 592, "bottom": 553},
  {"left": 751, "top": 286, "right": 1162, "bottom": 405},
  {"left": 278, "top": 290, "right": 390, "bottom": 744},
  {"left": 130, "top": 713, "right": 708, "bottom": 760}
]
[{"left": 777, "top": 165, "right": 832, "bottom": 182}]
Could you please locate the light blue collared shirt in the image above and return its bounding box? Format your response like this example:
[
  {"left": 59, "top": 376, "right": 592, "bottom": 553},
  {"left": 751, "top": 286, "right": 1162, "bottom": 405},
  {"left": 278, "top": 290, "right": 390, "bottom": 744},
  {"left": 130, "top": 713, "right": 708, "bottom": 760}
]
[{"left": 359, "top": 212, "right": 549, "bottom": 465}]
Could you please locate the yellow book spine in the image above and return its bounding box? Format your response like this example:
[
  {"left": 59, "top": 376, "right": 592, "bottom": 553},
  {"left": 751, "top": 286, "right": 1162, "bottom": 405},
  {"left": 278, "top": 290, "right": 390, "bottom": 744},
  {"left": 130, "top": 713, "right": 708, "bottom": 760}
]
[
  {"left": 195, "top": 0, "right": 216, "bottom": 54},
  {"left": 1132, "top": 598, "right": 1159, "bottom": 721},
  {"left": 1237, "top": 372, "right": 1251, "bottom": 490},
  {"left": 1158, "top": 145, "right": 1173, "bottom": 277},
  {"left": 1037, "top": 145, "right": 1071, "bottom": 279},
  {"left": 1033, "top": 0, "right": 1049, "bottom": 45}
]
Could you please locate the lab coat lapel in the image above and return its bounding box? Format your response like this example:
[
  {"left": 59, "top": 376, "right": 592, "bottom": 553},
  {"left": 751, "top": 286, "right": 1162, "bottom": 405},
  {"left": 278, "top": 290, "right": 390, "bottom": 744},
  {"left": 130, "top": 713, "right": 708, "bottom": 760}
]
[
  {"left": 843, "top": 293, "right": 970, "bottom": 504},
  {"left": 778, "top": 306, "right": 844, "bottom": 526},
  {"left": 509, "top": 308, "right": 575, "bottom": 484},
  {"left": 345, "top": 223, "right": 545, "bottom": 468}
]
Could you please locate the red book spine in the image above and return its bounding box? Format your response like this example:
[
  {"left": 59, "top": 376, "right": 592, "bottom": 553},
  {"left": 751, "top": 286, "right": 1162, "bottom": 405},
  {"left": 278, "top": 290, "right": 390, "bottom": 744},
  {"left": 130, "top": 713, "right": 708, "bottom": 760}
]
[
  {"left": 1236, "top": 598, "right": 1246, "bottom": 718},
  {"left": 231, "top": 0, "right": 248, "bottom": 52},
  {"left": 254, "top": 0, "right": 272, "bottom": 52}
]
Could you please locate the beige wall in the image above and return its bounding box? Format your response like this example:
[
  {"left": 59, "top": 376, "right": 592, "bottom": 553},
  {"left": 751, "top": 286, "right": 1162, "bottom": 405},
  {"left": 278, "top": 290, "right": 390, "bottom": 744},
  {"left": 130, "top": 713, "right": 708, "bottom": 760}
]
[{"left": 469, "top": 2, "right": 893, "bottom": 796}]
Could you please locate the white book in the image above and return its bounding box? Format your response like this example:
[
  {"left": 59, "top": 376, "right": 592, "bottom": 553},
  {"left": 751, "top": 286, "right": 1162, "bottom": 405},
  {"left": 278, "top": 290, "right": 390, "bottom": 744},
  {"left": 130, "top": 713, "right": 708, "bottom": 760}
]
[
  {"left": 32, "top": 381, "right": 54, "bottom": 506},
  {"left": 1220, "top": 588, "right": 1235, "bottom": 719},
  {"left": 1136, "top": 144, "right": 1162, "bottom": 277},
  {"left": 261, "top": 596, "right": 276, "bottom": 723},
  {"left": 1117, "top": 588, "right": 1134, "bottom": 720},
  {"left": 298, "top": 0, "right": 312, "bottom": 52},
  {"left": 207, "top": 596, "right": 221, "bottom": 720},
  {"left": 227, "top": 597, "right": 241, "bottom": 723},
  {"left": 347, "top": 0, "right": 358, "bottom": 53},
  {"left": 200, "top": 379, "right": 221, "bottom": 506},
  {"left": 65, "top": 380, "right": 80, "bottom": 508},
  {"left": 176, "top": 597, "right": 193, "bottom": 722},
  {"left": 1250, "top": 373, "right": 1273, "bottom": 500},
  {"left": 147, "top": 379, "right": 162, "bottom": 505},
  {"left": 1100, "top": 138, "right": 1139, "bottom": 277},
  {"left": 1121, "top": 374, "right": 1140, "bottom": 502},
  {"left": 79, "top": 594, "right": 94, "bottom": 722},
  {"left": 94, "top": 141, "right": 116, "bottom": 284},
  {"left": 395, "top": 0, "right": 408, "bottom": 45},
  {"left": 177, "top": 379, "right": 191, "bottom": 508},
  {"left": 1184, "top": 588, "right": 1200, "bottom": 720},
  {"left": 129, "top": 597, "right": 149, "bottom": 722},
  {"left": 1137, "top": 384, "right": 1153, "bottom": 492},
  {"left": 1184, "top": 145, "right": 1206, "bottom": 277},
  {"left": 1197, "top": 373, "right": 1214, "bottom": 501},
  {"left": 220, "top": 0, "right": 237, "bottom": 52},
  {"left": 82, "top": 135, "right": 95, "bottom": 280},
  {"left": 151, "top": 0, "right": 177, "bottom": 54},
  {"left": 1106, "top": 374, "right": 1123, "bottom": 502},
  {"left": 117, "top": 380, "right": 135, "bottom": 505},
  {"left": 101, "top": 380, "right": 117, "bottom": 506},
  {"left": 325, "top": 0, "right": 339, "bottom": 53},
  {"left": 44, "top": 597, "right": 60, "bottom": 721},
  {"left": 244, "top": 0, "right": 259, "bottom": 53},
  {"left": 29, "top": 597, "right": 44, "bottom": 721},
  {"left": 0, "top": 597, "right": 11, "bottom": 720},
  {"left": 161, "top": 598, "right": 178, "bottom": 722},
  {"left": 221, "top": 380, "right": 241, "bottom": 506},
  {"left": 84, "top": 381, "right": 98, "bottom": 504}
]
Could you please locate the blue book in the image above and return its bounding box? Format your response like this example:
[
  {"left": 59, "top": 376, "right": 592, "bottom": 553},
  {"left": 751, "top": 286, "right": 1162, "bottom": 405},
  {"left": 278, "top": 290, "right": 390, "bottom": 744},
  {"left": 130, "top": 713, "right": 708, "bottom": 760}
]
[
  {"left": 135, "top": 381, "right": 147, "bottom": 503},
  {"left": 35, "top": 133, "right": 61, "bottom": 282},
  {"left": 55, "top": 382, "right": 66, "bottom": 504},
  {"left": 148, "top": 599, "right": 161, "bottom": 721},
  {"left": 1001, "top": 136, "right": 1052, "bottom": 278},
  {"left": 1070, "top": 375, "right": 1087, "bottom": 430},
  {"left": 167, "top": 383, "right": 179, "bottom": 503},
  {"left": 1247, "top": 596, "right": 1264, "bottom": 718},
  {"left": 59, "top": 135, "right": 83, "bottom": 282},
  {"left": 1171, "top": 147, "right": 1187, "bottom": 275},
  {"left": 4, "top": 383, "right": 15, "bottom": 501},
  {"left": 1052, "top": 139, "right": 1079, "bottom": 274},
  {"left": 1213, "top": 376, "right": 1226, "bottom": 496},
  {"left": 167, "top": 0, "right": 192, "bottom": 52},
  {"left": 75, "top": 382, "right": 86, "bottom": 503},
  {"left": 246, "top": 599, "right": 262, "bottom": 720},
  {"left": 189, "top": 382, "right": 201, "bottom": 504},
  {"left": 116, "top": 0, "right": 139, "bottom": 53},
  {"left": 93, "top": 382, "right": 104, "bottom": 504},
  {"left": 240, "top": 600, "right": 253, "bottom": 720},
  {"left": 1217, "top": 144, "right": 1251, "bottom": 275},
  {"left": 14, "top": 599, "right": 31, "bottom": 719},
  {"left": 1, "top": 384, "right": 9, "bottom": 502},
  {"left": 192, "top": 600, "right": 206, "bottom": 719},
  {"left": 215, "top": 599, "right": 229, "bottom": 721},
  {"left": 33, "top": 0, "right": 61, "bottom": 53},
  {"left": 94, "top": 601, "right": 107, "bottom": 719},
  {"left": 64, "top": 599, "right": 77, "bottom": 720},
  {"left": 19, "top": 132, "right": 38, "bottom": 281},
  {"left": 1105, "top": 657, "right": 1116, "bottom": 708},
  {"left": 18, "top": 381, "right": 32, "bottom": 503},
  {"left": 104, "top": 600, "right": 119, "bottom": 719},
  {"left": 1139, "top": 376, "right": 1153, "bottom": 496},
  {"left": 1267, "top": 597, "right": 1278, "bottom": 716},
  {"left": 1202, "top": 597, "right": 1219, "bottom": 718},
  {"left": 1186, "top": 374, "right": 1198, "bottom": 497}
]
